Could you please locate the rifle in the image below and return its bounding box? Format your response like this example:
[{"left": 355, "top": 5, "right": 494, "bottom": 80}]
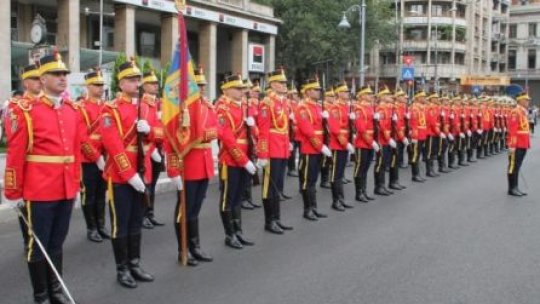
[
  {"left": 348, "top": 94, "right": 355, "bottom": 143},
  {"left": 245, "top": 99, "right": 255, "bottom": 162},
  {"left": 136, "top": 98, "right": 151, "bottom": 209},
  {"left": 322, "top": 96, "right": 330, "bottom": 146}
]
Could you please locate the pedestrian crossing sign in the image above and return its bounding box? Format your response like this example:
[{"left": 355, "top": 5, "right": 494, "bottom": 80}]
[{"left": 402, "top": 67, "right": 415, "bottom": 81}]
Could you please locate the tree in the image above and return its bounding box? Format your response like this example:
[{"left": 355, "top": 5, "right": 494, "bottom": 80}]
[
  {"left": 258, "top": 0, "right": 394, "bottom": 85},
  {"left": 110, "top": 53, "right": 127, "bottom": 97}
]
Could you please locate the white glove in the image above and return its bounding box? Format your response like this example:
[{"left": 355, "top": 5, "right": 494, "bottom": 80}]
[
  {"left": 503, "top": 127, "right": 507, "bottom": 132},
  {"left": 479, "top": 112, "right": 483, "bottom": 117},
  {"left": 439, "top": 132, "right": 446, "bottom": 139},
  {"left": 477, "top": 129, "right": 483, "bottom": 135},
  {"left": 289, "top": 142, "right": 294, "bottom": 151},
  {"left": 128, "top": 174, "right": 146, "bottom": 193},
  {"left": 346, "top": 143, "right": 355, "bottom": 154},
  {"left": 461, "top": 114, "right": 465, "bottom": 118},
  {"left": 448, "top": 133, "right": 455, "bottom": 141},
  {"left": 289, "top": 113, "right": 295, "bottom": 121},
  {"left": 171, "top": 176, "right": 183, "bottom": 191},
  {"left": 389, "top": 139, "right": 397, "bottom": 149},
  {"left": 244, "top": 160, "right": 257, "bottom": 175},
  {"left": 321, "top": 145, "right": 332, "bottom": 157},
  {"left": 467, "top": 130, "right": 472, "bottom": 137},
  {"left": 392, "top": 113, "right": 398, "bottom": 122},
  {"left": 256, "top": 158, "right": 268, "bottom": 169},
  {"left": 441, "top": 112, "right": 446, "bottom": 118},
  {"left": 405, "top": 112, "right": 411, "bottom": 119},
  {"left": 245, "top": 116, "right": 255, "bottom": 127},
  {"left": 96, "top": 156, "right": 105, "bottom": 171},
  {"left": 403, "top": 137, "right": 410, "bottom": 146},
  {"left": 157, "top": 111, "right": 163, "bottom": 120},
  {"left": 371, "top": 141, "right": 380, "bottom": 152},
  {"left": 411, "top": 139, "right": 418, "bottom": 144},
  {"left": 136, "top": 120, "right": 151, "bottom": 134},
  {"left": 459, "top": 132, "right": 465, "bottom": 139},
  {"left": 2, "top": 198, "right": 23, "bottom": 209},
  {"left": 449, "top": 113, "right": 455, "bottom": 120},
  {"left": 322, "top": 111, "right": 330, "bottom": 119},
  {"left": 151, "top": 149, "right": 162, "bottom": 162},
  {"left": 494, "top": 128, "right": 500, "bottom": 133},
  {"left": 470, "top": 114, "right": 474, "bottom": 118},
  {"left": 373, "top": 112, "right": 381, "bottom": 121},
  {"left": 349, "top": 112, "right": 356, "bottom": 120}
]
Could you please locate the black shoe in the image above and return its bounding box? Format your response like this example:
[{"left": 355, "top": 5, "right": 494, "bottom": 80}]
[
  {"left": 142, "top": 217, "right": 154, "bottom": 229},
  {"left": 412, "top": 176, "right": 425, "bottom": 183},
  {"left": 265, "top": 221, "right": 284, "bottom": 234},
  {"left": 303, "top": 209, "right": 318, "bottom": 221},
  {"left": 187, "top": 220, "right": 213, "bottom": 262},
  {"left": 356, "top": 192, "right": 369, "bottom": 203},
  {"left": 439, "top": 168, "right": 451, "bottom": 173},
  {"left": 178, "top": 252, "right": 199, "bottom": 266},
  {"left": 343, "top": 178, "right": 352, "bottom": 184},
  {"left": 516, "top": 188, "right": 528, "bottom": 196},
  {"left": 382, "top": 187, "right": 394, "bottom": 195},
  {"left": 374, "top": 187, "right": 389, "bottom": 196},
  {"left": 287, "top": 170, "right": 299, "bottom": 177},
  {"left": 225, "top": 234, "right": 243, "bottom": 249},
  {"left": 87, "top": 229, "right": 103, "bottom": 243},
  {"left": 389, "top": 183, "right": 402, "bottom": 191},
  {"left": 508, "top": 188, "right": 523, "bottom": 197},
  {"left": 190, "top": 247, "right": 213, "bottom": 262},
  {"left": 117, "top": 265, "right": 138, "bottom": 288},
  {"left": 249, "top": 200, "right": 262, "bottom": 208},
  {"left": 426, "top": 171, "right": 439, "bottom": 178},
  {"left": 129, "top": 261, "right": 154, "bottom": 282},
  {"left": 98, "top": 228, "right": 111, "bottom": 239},
  {"left": 148, "top": 216, "right": 165, "bottom": 227},
  {"left": 364, "top": 192, "right": 375, "bottom": 201},
  {"left": 280, "top": 192, "right": 292, "bottom": 200},
  {"left": 340, "top": 199, "right": 354, "bottom": 209},
  {"left": 332, "top": 201, "right": 346, "bottom": 212},
  {"left": 312, "top": 209, "right": 328, "bottom": 218},
  {"left": 276, "top": 221, "right": 294, "bottom": 230},
  {"left": 320, "top": 182, "right": 331, "bottom": 189},
  {"left": 459, "top": 162, "right": 470, "bottom": 167},
  {"left": 241, "top": 200, "right": 255, "bottom": 210}
]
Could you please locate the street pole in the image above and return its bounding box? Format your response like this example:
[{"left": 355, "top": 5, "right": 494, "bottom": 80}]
[
  {"left": 360, "top": 0, "right": 366, "bottom": 87},
  {"left": 99, "top": 0, "right": 103, "bottom": 68},
  {"left": 434, "top": 23, "right": 439, "bottom": 93}
]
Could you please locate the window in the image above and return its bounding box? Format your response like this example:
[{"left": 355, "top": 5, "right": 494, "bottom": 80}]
[
  {"left": 528, "top": 49, "right": 536, "bottom": 69},
  {"left": 508, "top": 50, "right": 516, "bottom": 69},
  {"left": 509, "top": 24, "right": 517, "bottom": 38},
  {"left": 431, "top": 5, "right": 443, "bottom": 17},
  {"left": 529, "top": 23, "right": 537, "bottom": 37},
  {"left": 409, "top": 4, "right": 424, "bottom": 15}
]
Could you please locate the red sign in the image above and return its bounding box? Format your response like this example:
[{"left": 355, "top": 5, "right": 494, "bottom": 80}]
[{"left": 403, "top": 56, "right": 414, "bottom": 66}]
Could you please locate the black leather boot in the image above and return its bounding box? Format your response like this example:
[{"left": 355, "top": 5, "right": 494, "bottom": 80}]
[
  {"left": 320, "top": 165, "right": 331, "bottom": 189},
  {"left": 220, "top": 210, "right": 243, "bottom": 249},
  {"left": 232, "top": 207, "right": 255, "bottom": 246},
  {"left": 28, "top": 260, "right": 51, "bottom": 304},
  {"left": 82, "top": 205, "right": 102, "bottom": 243},
  {"left": 112, "top": 237, "right": 137, "bottom": 288},
  {"left": 337, "top": 180, "right": 353, "bottom": 208},
  {"left": 128, "top": 234, "right": 154, "bottom": 282},
  {"left": 48, "top": 254, "right": 76, "bottom": 304},
  {"left": 263, "top": 198, "right": 283, "bottom": 234},
  {"left": 355, "top": 177, "right": 368, "bottom": 203},
  {"left": 302, "top": 190, "right": 318, "bottom": 221},
  {"left": 96, "top": 199, "right": 111, "bottom": 239},
  {"left": 188, "top": 219, "right": 213, "bottom": 262},
  {"left": 274, "top": 197, "right": 293, "bottom": 230},
  {"left": 362, "top": 179, "right": 375, "bottom": 200},
  {"left": 310, "top": 189, "right": 327, "bottom": 218},
  {"left": 173, "top": 221, "right": 199, "bottom": 267},
  {"left": 331, "top": 182, "right": 345, "bottom": 211}
]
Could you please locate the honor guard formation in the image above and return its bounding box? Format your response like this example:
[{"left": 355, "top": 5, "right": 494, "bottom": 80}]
[{"left": 2, "top": 52, "right": 533, "bottom": 303}]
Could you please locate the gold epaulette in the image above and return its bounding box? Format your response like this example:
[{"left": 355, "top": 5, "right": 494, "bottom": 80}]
[
  {"left": 105, "top": 100, "right": 118, "bottom": 109},
  {"left": 17, "top": 99, "right": 33, "bottom": 111}
]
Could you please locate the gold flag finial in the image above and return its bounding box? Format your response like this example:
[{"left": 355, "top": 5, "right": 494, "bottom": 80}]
[{"left": 175, "top": 0, "right": 186, "bottom": 11}]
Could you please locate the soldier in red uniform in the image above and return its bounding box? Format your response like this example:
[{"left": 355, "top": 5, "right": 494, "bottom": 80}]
[
  {"left": 373, "top": 87, "right": 397, "bottom": 195},
  {"left": 353, "top": 86, "right": 379, "bottom": 202},
  {"left": 425, "top": 92, "right": 444, "bottom": 177},
  {"left": 257, "top": 69, "right": 294, "bottom": 233},
  {"left": 389, "top": 88, "right": 408, "bottom": 189},
  {"left": 79, "top": 70, "right": 110, "bottom": 243},
  {"left": 467, "top": 97, "right": 480, "bottom": 163},
  {"left": 437, "top": 94, "right": 453, "bottom": 173},
  {"left": 4, "top": 63, "right": 42, "bottom": 254},
  {"left": 457, "top": 96, "right": 471, "bottom": 167},
  {"left": 100, "top": 59, "right": 155, "bottom": 288},
  {"left": 507, "top": 93, "right": 531, "bottom": 197},
  {"left": 295, "top": 78, "right": 332, "bottom": 221},
  {"left": 327, "top": 82, "right": 355, "bottom": 210},
  {"left": 409, "top": 90, "right": 428, "bottom": 182},
  {"left": 163, "top": 66, "right": 216, "bottom": 266},
  {"left": 140, "top": 70, "right": 166, "bottom": 229},
  {"left": 216, "top": 74, "right": 257, "bottom": 249},
  {"left": 4, "top": 52, "right": 80, "bottom": 303},
  {"left": 448, "top": 96, "right": 462, "bottom": 169}
]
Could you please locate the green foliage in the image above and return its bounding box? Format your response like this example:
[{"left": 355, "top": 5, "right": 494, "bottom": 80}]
[
  {"left": 110, "top": 53, "right": 127, "bottom": 97},
  {"left": 266, "top": 0, "right": 394, "bottom": 84},
  {"left": 142, "top": 59, "right": 153, "bottom": 74}
]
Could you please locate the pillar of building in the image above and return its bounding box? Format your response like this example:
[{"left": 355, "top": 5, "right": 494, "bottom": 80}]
[
  {"left": 199, "top": 22, "right": 218, "bottom": 100},
  {"left": 80, "top": 14, "right": 88, "bottom": 49},
  {"left": 265, "top": 35, "right": 276, "bottom": 72},
  {"left": 114, "top": 5, "right": 136, "bottom": 56},
  {"left": 161, "top": 14, "right": 178, "bottom": 67},
  {"left": 231, "top": 29, "right": 248, "bottom": 77},
  {"left": 17, "top": 3, "right": 34, "bottom": 43},
  {"left": 0, "top": 0, "right": 11, "bottom": 100},
  {"left": 57, "top": 0, "right": 80, "bottom": 72}
]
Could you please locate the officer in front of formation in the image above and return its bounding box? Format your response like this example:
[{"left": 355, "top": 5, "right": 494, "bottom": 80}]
[
  {"left": 216, "top": 74, "right": 257, "bottom": 249},
  {"left": 295, "top": 77, "right": 333, "bottom": 221},
  {"left": 164, "top": 66, "right": 217, "bottom": 266},
  {"left": 257, "top": 68, "right": 294, "bottom": 234},
  {"left": 79, "top": 70, "right": 110, "bottom": 243},
  {"left": 4, "top": 51, "right": 80, "bottom": 303},
  {"left": 140, "top": 69, "right": 166, "bottom": 229},
  {"left": 100, "top": 59, "right": 155, "bottom": 288},
  {"left": 507, "top": 92, "right": 531, "bottom": 197},
  {"left": 4, "top": 63, "right": 42, "bottom": 255}
]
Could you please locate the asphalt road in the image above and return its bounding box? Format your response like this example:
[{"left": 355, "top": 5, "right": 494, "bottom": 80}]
[{"left": 1, "top": 137, "right": 539, "bottom": 304}]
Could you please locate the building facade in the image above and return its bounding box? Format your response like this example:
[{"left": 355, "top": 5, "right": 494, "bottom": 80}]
[
  {"left": 3, "top": 0, "right": 280, "bottom": 101},
  {"left": 509, "top": 0, "right": 540, "bottom": 101},
  {"left": 373, "top": 0, "right": 510, "bottom": 93}
]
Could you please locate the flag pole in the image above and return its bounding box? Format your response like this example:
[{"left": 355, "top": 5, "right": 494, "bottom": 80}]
[{"left": 175, "top": 0, "right": 188, "bottom": 267}]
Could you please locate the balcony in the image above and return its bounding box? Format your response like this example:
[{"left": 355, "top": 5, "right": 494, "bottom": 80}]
[
  {"left": 378, "top": 64, "right": 469, "bottom": 80},
  {"left": 400, "top": 40, "right": 467, "bottom": 53},
  {"left": 403, "top": 16, "right": 467, "bottom": 28}
]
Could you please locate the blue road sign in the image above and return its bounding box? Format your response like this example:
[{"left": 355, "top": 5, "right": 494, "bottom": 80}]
[{"left": 402, "top": 67, "right": 415, "bottom": 81}]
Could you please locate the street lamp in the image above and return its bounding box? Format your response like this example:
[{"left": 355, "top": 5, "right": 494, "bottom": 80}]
[
  {"left": 338, "top": 0, "right": 367, "bottom": 87},
  {"left": 85, "top": 0, "right": 115, "bottom": 68}
]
